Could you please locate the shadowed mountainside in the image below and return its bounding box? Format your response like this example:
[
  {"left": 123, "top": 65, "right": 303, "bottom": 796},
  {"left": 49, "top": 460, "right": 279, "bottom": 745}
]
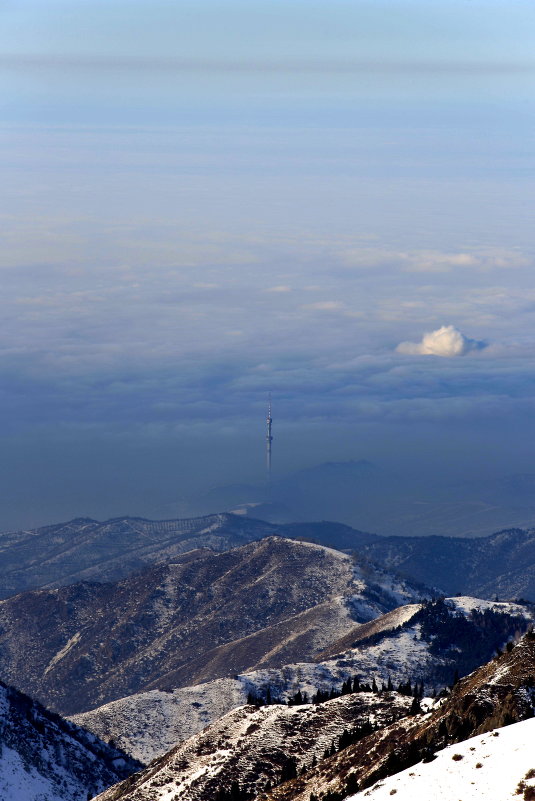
[
  {"left": 0, "top": 679, "right": 141, "bottom": 801},
  {"left": 359, "top": 527, "right": 535, "bottom": 600}
]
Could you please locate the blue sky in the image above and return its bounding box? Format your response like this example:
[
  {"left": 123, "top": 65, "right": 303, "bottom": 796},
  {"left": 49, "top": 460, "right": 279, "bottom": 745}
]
[{"left": 1, "top": 0, "right": 535, "bottom": 527}]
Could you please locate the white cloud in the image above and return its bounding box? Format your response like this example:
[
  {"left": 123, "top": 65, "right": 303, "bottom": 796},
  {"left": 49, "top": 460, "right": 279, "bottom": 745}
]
[
  {"left": 339, "top": 247, "right": 531, "bottom": 274},
  {"left": 396, "top": 325, "right": 486, "bottom": 357},
  {"left": 302, "top": 301, "right": 344, "bottom": 311}
]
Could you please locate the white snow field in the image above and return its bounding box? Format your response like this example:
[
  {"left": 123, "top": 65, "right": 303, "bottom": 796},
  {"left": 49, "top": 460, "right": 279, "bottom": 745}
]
[{"left": 349, "top": 716, "right": 535, "bottom": 801}]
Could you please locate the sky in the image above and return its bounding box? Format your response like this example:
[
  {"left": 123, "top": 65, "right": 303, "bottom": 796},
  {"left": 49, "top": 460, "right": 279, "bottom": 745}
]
[{"left": 1, "top": 0, "right": 535, "bottom": 528}]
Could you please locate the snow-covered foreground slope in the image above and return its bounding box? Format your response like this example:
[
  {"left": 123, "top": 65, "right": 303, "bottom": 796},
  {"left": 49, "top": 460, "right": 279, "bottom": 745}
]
[
  {"left": 0, "top": 680, "right": 141, "bottom": 801},
  {"left": 349, "top": 716, "right": 535, "bottom": 801},
  {"left": 93, "top": 632, "right": 535, "bottom": 801},
  {"left": 74, "top": 597, "right": 533, "bottom": 762}
]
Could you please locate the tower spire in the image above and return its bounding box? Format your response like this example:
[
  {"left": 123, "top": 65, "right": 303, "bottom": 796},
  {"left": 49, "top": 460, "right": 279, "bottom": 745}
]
[{"left": 266, "top": 394, "right": 273, "bottom": 484}]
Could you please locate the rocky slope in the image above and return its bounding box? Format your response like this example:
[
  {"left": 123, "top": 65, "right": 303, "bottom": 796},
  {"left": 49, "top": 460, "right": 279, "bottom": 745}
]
[
  {"left": 0, "top": 537, "right": 428, "bottom": 716},
  {"left": 0, "top": 679, "right": 141, "bottom": 801},
  {"left": 74, "top": 596, "right": 532, "bottom": 763}
]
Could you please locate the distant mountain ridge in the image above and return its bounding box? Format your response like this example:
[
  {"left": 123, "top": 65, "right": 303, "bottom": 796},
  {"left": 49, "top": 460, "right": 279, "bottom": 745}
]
[
  {"left": 359, "top": 527, "right": 535, "bottom": 600},
  {"left": 0, "top": 513, "right": 278, "bottom": 599},
  {"left": 187, "top": 460, "right": 535, "bottom": 538},
  {"left": 4, "top": 512, "right": 535, "bottom": 603}
]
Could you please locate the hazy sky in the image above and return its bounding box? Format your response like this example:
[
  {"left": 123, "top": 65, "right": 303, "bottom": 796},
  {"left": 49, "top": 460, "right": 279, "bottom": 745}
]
[{"left": 1, "top": 0, "right": 535, "bottom": 528}]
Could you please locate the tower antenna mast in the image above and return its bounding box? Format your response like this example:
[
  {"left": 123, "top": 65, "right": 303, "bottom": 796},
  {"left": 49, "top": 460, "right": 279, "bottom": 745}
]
[{"left": 266, "top": 394, "right": 273, "bottom": 485}]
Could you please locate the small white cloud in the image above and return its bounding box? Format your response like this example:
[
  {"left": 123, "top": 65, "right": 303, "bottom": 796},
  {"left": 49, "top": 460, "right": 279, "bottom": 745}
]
[
  {"left": 303, "top": 301, "right": 344, "bottom": 311},
  {"left": 265, "top": 285, "right": 292, "bottom": 293},
  {"left": 396, "top": 325, "right": 486, "bottom": 357}
]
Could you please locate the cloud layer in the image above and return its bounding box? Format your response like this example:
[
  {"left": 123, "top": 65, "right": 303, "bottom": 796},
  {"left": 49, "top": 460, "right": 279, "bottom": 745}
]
[{"left": 396, "top": 325, "right": 486, "bottom": 357}]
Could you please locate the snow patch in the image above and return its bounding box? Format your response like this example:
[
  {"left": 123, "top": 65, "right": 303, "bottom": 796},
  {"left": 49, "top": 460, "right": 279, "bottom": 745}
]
[{"left": 44, "top": 631, "right": 82, "bottom": 674}]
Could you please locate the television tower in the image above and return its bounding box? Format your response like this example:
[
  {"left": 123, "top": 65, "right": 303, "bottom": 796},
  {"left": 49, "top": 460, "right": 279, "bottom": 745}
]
[{"left": 266, "top": 394, "right": 273, "bottom": 484}]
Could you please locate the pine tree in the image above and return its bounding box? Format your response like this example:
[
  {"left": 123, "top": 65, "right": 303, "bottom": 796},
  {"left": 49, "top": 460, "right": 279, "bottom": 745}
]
[
  {"left": 280, "top": 756, "right": 298, "bottom": 782},
  {"left": 410, "top": 696, "right": 422, "bottom": 715}
]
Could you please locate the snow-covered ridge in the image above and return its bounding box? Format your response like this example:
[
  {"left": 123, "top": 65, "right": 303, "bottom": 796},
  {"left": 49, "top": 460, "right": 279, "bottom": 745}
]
[
  {"left": 93, "top": 692, "right": 415, "bottom": 801},
  {"left": 446, "top": 596, "right": 530, "bottom": 616}
]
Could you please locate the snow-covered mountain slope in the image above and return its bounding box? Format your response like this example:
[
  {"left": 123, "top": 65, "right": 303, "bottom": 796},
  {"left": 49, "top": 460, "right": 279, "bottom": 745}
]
[
  {"left": 73, "top": 678, "right": 249, "bottom": 763},
  {"left": 267, "top": 631, "right": 535, "bottom": 801},
  {"left": 73, "top": 597, "right": 532, "bottom": 763},
  {"left": 0, "top": 680, "right": 141, "bottom": 801},
  {"left": 0, "top": 537, "right": 431, "bottom": 716},
  {"left": 92, "top": 692, "right": 415, "bottom": 801},
  {"left": 348, "top": 716, "right": 535, "bottom": 801}
]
